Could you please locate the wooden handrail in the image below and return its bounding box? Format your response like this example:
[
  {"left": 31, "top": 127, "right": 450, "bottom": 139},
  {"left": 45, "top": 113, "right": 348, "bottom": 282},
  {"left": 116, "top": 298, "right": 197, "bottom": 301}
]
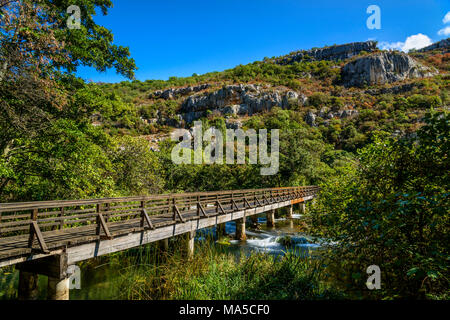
[{"left": 0, "top": 186, "right": 320, "bottom": 252}]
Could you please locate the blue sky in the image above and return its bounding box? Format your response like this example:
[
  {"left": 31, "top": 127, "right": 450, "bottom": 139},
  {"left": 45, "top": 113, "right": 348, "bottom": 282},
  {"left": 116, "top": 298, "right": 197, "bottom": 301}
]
[{"left": 76, "top": 0, "right": 450, "bottom": 83}]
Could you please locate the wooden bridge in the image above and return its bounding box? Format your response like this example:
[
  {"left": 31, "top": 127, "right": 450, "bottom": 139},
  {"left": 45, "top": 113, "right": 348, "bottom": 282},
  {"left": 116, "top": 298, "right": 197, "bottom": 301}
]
[{"left": 0, "top": 186, "right": 319, "bottom": 299}]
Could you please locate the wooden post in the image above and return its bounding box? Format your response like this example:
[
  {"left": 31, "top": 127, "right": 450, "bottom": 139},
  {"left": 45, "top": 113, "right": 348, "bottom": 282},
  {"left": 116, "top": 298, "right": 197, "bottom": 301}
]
[
  {"left": 184, "top": 231, "right": 195, "bottom": 259},
  {"left": 235, "top": 218, "right": 246, "bottom": 240},
  {"left": 288, "top": 205, "right": 293, "bottom": 218},
  {"left": 47, "top": 277, "right": 69, "bottom": 300},
  {"left": 27, "top": 209, "right": 38, "bottom": 248},
  {"left": 18, "top": 271, "right": 39, "bottom": 300},
  {"left": 266, "top": 209, "right": 275, "bottom": 227},
  {"left": 59, "top": 207, "right": 64, "bottom": 230}
]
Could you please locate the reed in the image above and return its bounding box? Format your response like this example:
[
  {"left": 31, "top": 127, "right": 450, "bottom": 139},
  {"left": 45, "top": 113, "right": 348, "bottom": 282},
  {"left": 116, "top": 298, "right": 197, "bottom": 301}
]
[{"left": 105, "top": 240, "right": 341, "bottom": 300}]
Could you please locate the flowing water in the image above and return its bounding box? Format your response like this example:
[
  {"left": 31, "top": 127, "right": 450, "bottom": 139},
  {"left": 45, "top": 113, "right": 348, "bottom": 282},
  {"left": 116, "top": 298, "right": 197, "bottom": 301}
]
[{"left": 0, "top": 213, "right": 323, "bottom": 300}]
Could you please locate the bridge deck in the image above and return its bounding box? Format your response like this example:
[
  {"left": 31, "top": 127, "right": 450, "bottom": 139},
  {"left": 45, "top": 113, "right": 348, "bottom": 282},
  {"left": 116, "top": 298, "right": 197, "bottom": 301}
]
[{"left": 0, "top": 187, "right": 318, "bottom": 267}]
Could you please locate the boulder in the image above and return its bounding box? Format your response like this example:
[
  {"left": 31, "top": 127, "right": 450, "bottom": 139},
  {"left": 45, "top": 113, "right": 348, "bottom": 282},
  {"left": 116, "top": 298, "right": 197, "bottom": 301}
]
[{"left": 305, "top": 111, "right": 316, "bottom": 126}]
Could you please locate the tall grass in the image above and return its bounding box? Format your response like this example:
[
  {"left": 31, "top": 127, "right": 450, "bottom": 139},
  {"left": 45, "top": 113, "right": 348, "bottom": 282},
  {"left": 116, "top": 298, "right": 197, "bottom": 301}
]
[{"left": 110, "top": 240, "right": 342, "bottom": 300}]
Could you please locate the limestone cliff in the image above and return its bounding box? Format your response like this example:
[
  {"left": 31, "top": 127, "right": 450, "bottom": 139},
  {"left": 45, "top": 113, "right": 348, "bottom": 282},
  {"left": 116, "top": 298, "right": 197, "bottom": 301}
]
[
  {"left": 275, "top": 41, "right": 377, "bottom": 65},
  {"left": 180, "top": 84, "right": 307, "bottom": 123},
  {"left": 341, "top": 51, "right": 436, "bottom": 87}
]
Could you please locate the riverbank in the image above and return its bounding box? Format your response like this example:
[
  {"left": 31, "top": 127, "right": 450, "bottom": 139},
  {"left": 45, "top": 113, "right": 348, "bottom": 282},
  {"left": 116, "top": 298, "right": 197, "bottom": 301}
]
[{"left": 0, "top": 215, "right": 341, "bottom": 300}]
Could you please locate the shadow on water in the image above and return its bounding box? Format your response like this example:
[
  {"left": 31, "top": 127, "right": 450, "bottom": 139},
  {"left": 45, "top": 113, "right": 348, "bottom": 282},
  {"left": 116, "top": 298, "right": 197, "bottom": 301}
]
[{"left": 0, "top": 213, "right": 325, "bottom": 300}]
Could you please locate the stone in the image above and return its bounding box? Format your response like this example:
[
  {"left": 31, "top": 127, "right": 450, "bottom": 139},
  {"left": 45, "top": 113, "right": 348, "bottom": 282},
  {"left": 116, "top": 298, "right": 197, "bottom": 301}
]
[
  {"left": 150, "top": 84, "right": 210, "bottom": 99},
  {"left": 341, "top": 51, "right": 437, "bottom": 87},
  {"left": 305, "top": 111, "right": 316, "bottom": 126}
]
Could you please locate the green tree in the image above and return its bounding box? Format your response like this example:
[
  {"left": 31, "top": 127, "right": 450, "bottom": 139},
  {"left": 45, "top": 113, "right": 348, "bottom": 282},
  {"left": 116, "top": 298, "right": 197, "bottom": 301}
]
[{"left": 312, "top": 112, "right": 449, "bottom": 299}]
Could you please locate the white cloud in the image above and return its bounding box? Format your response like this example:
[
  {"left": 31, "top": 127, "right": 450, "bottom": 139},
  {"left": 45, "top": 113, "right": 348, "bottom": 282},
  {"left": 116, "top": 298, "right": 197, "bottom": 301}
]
[
  {"left": 438, "top": 26, "right": 450, "bottom": 36},
  {"left": 402, "top": 34, "right": 433, "bottom": 51},
  {"left": 380, "top": 33, "right": 432, "bottom": 52},
  {"left": 379, "top": 41, "right": 404, "bottom": 51},
  {"left": 443, "top": 12, "right": 450, "bottom": 24}
]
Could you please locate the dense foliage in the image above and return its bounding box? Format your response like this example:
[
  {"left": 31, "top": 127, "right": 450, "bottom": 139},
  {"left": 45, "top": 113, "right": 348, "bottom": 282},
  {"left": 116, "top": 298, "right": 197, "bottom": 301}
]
[{"left": 312, "top": 112, "right": 449, "bottom": 299}]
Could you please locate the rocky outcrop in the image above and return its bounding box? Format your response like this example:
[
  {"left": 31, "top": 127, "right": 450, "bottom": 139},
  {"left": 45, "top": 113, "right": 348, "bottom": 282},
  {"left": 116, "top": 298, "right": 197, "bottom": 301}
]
[
  {"left": 341, "top": 52, "right": 436, "bottom": 87},
  {"left": 180, "top": 84, "right": 307, "bottom": 123},
  {"left": 417, "top": 38, "right": 450, "bottom": 53},
  {"left": 317, "top": 107, "right": 359, "bottom": 119},
  {"left": 150, "top": 84, "right": 210, "bottom": 99},
  {"left": 365, "top": 82, "right": 424, "bottom": 96},
  {"left": 275, "top": 41, "right": 377, "bottom": 65},
  {"left": 305, "top": 107, "right": 359, "bottom": 126},
  {"left": 305, "top": 111, "right": 316, "bottom": 126}
]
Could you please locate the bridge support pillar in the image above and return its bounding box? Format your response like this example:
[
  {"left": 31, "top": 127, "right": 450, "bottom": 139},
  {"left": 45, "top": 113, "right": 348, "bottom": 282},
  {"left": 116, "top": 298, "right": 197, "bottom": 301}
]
[
  {"left": 266, "top": 210, "right": 275, "bottom": 228},
  {"left": 288, "top": 205, "right": 293, "bottom": 219},
  {"left": 18, "top": 270, "right": 39, "bottom": 300},
  {"left": 184, "top": 231, "right": 195, "bottom": 259},
  {"left": 16, "top": 253, "right": 69, "bottom": 300},
  {"left": 299, "top": 202, "right": 306, "bottom": 214},
  {"left": 216, "top": 223, "right": 227, "bottom": 238},
  {"left": 250, "top": 215, "right": 258, "bottom": 228},
  {"left": 235, "top": 218, "right": 246, "bottom": 240},
  {"left": 159, "top": 238, "right": 169, "bottom": 252},
  {"left": 47, "top": 277, "right": 69, "bottom": 300}
]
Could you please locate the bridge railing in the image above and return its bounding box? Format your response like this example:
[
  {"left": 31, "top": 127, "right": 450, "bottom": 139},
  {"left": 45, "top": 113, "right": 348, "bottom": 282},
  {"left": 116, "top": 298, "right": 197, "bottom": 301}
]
[{"left": 0, "top": 186, "right": 319, "bottom": 253}]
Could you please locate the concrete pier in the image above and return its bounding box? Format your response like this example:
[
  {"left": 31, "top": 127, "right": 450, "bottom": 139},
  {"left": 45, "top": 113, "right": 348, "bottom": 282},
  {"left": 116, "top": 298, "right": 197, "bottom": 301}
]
[
  {"left": 266, "top": 209, "right": 275, "bottom": 227},
  {"left": 16, "top": 253, "right": 69, "bottom": 300},
  {"left": 18, "top": 271, "right": 39, "bottom": 300},
  {"left": 47, "top": 277, "right": 69, "bottom": 300},
  {"left": 299, "top": 202, "right": 306, "bottom": 214},
  {"left": 159, "top": 238, "right": 169, "bottom": 252},
  {"left": 184, "top": 231, "right": 195, "bottom": 259},
  {"left": 235, "top": 218, "right": 246, "bottom": 240},
  {"left": 250, "top": 215, "right": 258, "bottom": 227},
  {"left": 216, "top": 223, "right": 227, "bottom": 238},
  {"left": 288, "top": 205, "right": 293, "bottom": 218}
]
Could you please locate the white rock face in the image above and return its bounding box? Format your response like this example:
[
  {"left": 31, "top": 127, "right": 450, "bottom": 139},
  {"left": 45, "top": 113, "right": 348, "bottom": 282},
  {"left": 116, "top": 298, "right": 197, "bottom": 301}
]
[
  {"left": 276, "top": 41, "right": 378, "bottom": 64},
  {"left": 341, "top": 52, "right": 437, "bottom": 87},
  {"left": 180, "top": 85, "right": 307, "bottom": 123}
]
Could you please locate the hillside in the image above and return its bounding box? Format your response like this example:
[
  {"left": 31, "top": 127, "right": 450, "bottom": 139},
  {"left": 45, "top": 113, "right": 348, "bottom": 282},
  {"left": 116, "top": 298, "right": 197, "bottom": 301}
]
[{"left": 96, "top": 39, "right": 449, "bottom": 152}]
